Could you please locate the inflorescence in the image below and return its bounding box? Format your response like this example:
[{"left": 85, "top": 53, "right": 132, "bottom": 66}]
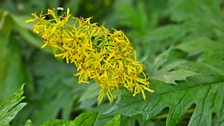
[{"left": 26, "top": 8, "right": 154, "bottom": 102}]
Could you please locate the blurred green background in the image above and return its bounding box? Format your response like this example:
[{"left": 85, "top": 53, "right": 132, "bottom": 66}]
[{"left": 1, "top": 0, "right": 224, "bottom": 126}]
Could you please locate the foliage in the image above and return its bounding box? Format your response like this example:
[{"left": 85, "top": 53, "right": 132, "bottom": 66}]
[
  {"left": 1, "top": 0, "right": 224, "bottom": 126},
  {"left": 0, "top": 85, "right": 26, "bottom": 126},
  {"left": 103, "top": 0, "right": 224, "bottom": 126},
  {"left": 0, "top": 86, "right": 114, "bottom": 126}
]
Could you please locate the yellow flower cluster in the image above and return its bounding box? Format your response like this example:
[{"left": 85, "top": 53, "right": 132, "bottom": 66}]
[{"left": 26, "top": 8, "right": 154, "bottom": 102}]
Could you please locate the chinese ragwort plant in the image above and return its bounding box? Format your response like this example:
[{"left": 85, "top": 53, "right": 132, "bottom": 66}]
[{"left": 26, "top": 8, "right": 154, "bottom": 102}]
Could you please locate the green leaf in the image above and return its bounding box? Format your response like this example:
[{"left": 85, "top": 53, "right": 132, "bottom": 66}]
[
  {"left": 16, "top": 52, "right": 83, "bottom": 126},
  {"left": 151, "top": 49, "right": 198, "bottom": 84},
  {"left": 104, "top": 36, "right": 224, "bottom": 126},
  {"left": 25, "top": 120, "right": 33, "bottom": 126},
  {"left": 0, "top": 85, "right": 26, "bottom": 126},
  {"left": 153, "top": 69, "right": 198, "bottom": 84},
  {"left": 0, "top": 9, "right": 43, "bottom": 48},
  {"left": 104, "top": 75, "right": 224, "bottom": 126},
  {"left": 24, "top": 111, "right": 98, "bottom": 126},
  {"left": 147, "top": 25, "right": 185, "bottom": 43},
  {"left": 175, "top": 37, "right": 224, "bottom": 76},
  {"left": 1, "top": 34, "right": 30, "bottom": 101},
  {"left": 64, "top": 0, "right": 82, "bottom": 15},
  {"left": 42, "top": 119, "right": 73, "bottom": 126},
  {"left": 23, "top": 111, "right": 98, "bottom": 126},
  {"left": 168, "top": 0, "right": 224, "bottom": 38},
  {"left": 0, "top": 9, "right": 36, "bottom": 100},
  {"left": 112, "top": 0, "right": 147, "bottom": 31},
  {"left": 79, "top": 84, "right": 100, "bottom": 102},
  {"left": 73, "top": 112, "right": 98, "bottom": 126},
  {"left": 105, "top": 114, "right": 120, "bottom": 126},
  {"left": 175, "top": 37, "right": 223, "bottom": 56}
]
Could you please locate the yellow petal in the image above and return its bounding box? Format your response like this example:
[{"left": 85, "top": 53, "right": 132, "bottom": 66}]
[
  {"left": 67, "top": 8, "right": 70, "bottom": 15},
  {"left": 25, "top": 19, "right": 35, "bottom": 23}
]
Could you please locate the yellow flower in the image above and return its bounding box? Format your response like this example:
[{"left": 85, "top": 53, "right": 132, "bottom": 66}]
[{"left": 27, "top": 8, "right": 154, "bottom": 102}]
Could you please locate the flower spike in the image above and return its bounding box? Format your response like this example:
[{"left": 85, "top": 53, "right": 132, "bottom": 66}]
[{"left": 26, "top": 8, "right": 154, "bottom": 102}]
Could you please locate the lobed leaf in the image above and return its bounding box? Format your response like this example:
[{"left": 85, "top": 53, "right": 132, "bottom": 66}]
[{"left": 104, "top": 36, "right": 224, "bottom": 126}]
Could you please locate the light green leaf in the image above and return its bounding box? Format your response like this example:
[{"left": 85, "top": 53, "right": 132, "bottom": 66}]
[
  {"left": 153, "top": 69, "right": 198, "bottom": 84},
  {"left": 151, "top": 49, "right": 198, "bottom": 84},
  {"left": 105, "top": 114, "right": 120, "bottom": 126},
  {"left": 24, "top": 111, "right": 98, "bottom": 126},
  {"left": 0, "top": 85, "right": 26, "bottom": 126},
  {"left": 25, "top": 120, "right": 33, "bottom": 126},
  {"left": 73, "top": 112, "right": 98, "bottom": 126},
  {"left": 42, "top": 119, "right": 73, "bottom": 126}
]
